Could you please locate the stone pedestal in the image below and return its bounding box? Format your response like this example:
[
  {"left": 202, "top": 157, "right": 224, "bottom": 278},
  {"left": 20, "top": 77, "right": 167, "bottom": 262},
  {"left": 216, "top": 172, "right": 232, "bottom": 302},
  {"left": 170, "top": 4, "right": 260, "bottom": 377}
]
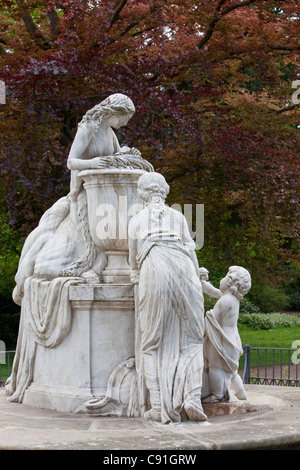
[
  {"left": 12, "top": 166, "right": 150, "bottom": 414},
  {"left": 23, "top": 284, "right": 135, "bottom": 413}
]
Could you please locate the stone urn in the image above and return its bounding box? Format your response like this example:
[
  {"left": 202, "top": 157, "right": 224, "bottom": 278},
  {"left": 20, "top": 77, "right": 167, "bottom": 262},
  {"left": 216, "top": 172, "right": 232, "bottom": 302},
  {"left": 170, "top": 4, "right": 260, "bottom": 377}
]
[{"left": 78, "top": 168, "right": 145, "bottom": 283}]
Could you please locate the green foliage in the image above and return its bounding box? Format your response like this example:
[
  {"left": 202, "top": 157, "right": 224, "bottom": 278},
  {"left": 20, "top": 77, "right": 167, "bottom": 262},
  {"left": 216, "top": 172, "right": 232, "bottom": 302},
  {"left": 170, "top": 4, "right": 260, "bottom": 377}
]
[
  {"left": 203, "top": 293, "right": 218, "bottom": 312},
  {"left": 238, "top": 312, "right": 300, "bottom": 330},
  {"left": 284, "top": 272, "right": 300, "bottom": 311},
  {"left": 252, "top": 285, "right": 290, "bottom": 313},
  {"left": 288, "top": 292, "right": 300, "bottom": 311},
  {"left": 239, "top": 280, "right": 299, "bottom": 332},
  {"left": 240, "top": 297, "right": 260, "bottom": 314},
  {"left": 0, "top": 308, "right": 19, "bottom": 349},
  {"left": 0, "top": 210, "right": 21, "bottom": 297},
  {"left": 0, "top": 208, "right": 21, "bottom": 348}
]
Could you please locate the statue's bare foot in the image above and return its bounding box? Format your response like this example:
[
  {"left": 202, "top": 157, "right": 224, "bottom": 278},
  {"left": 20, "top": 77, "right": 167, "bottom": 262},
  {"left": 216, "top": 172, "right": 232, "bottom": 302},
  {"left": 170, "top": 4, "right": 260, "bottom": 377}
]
[
  {"left": 234, "top": 388, "right": 248, "bottom": 400},
  {"left": 81, "top": 269, "right": 100, "bottom": 284},
  {"left": 184, "top": 401, "right": 207, "bottom": 421},
  {"left": 144, "top": 409, "right": 161, "bottom": 422}
]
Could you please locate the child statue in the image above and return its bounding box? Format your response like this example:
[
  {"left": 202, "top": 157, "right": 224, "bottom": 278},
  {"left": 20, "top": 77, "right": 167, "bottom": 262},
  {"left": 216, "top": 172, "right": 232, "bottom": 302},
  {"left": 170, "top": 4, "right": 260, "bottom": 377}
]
[{"left": 202, "top": 266, "right": 251, "bottom": 403}]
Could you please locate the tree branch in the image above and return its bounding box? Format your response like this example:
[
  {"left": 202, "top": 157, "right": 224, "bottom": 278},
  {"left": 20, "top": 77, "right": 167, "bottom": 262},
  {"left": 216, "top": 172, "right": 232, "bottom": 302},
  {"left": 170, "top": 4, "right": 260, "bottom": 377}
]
[
  {"left": 16, "top": 0, "right": 50, "bottom": 50},
  {"left": 108, "top": 13, "right": 153, "bottom": 44},
  {"left": 275, "top": 104, "right": 298, "bottom": 114},
  {"left": 197, "top": 0, "right": 257, "bottom": 50},
  {"left": 267, "top": 44, "right": 300, "bottom": 52},
  {"left": 0, "top": 37, "right": 6, "bottom": 55},
  {"left": 216, "top": 0, "right": 228, "bottom": 12},
  {"left": 109, "top": 0, "right": 128, "bottom": 28},
  {"left": 48, "top": 10, "right": 61, "bottom": 37},
  {"left": 118, "top": 19, "right": 142, "bottom": 37},
  {"left": 221, "top": 0, "right": 257, "bottom": 16}
]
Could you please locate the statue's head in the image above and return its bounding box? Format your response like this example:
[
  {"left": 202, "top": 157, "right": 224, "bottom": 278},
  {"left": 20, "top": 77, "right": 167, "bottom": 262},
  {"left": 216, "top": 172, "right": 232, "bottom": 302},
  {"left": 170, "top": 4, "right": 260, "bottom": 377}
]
[
  {"left": 221, "top": 266, "right": 251, "bottom": 300},
  {"left": 98, "top": 93, "right": 135, "bottom": 117},
  {"left": 137, "top": 172, "right": 170, "bottom": 204},
  {"left": 79, "top": 93, "right": 135, "bottom": 128}
]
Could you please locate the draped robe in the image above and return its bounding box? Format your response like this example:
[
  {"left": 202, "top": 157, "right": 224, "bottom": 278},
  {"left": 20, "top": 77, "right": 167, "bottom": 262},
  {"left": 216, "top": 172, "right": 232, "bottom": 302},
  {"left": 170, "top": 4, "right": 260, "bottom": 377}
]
[
  {"left": 6, "top": 276, "right": 82, "bottom": 402},
  {"left": 129, "top": 204, "right": 205, "bottom": 423}
]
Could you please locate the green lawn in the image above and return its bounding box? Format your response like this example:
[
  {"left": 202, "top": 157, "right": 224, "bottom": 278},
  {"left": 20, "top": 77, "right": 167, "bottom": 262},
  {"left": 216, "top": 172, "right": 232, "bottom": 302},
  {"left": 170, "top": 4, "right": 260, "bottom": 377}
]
[
  {"left": 239, "top": 325, "right": 300, "bottom": 349},
  {"left": 238, "top": 325, "right": 300, "bottom": 369}
]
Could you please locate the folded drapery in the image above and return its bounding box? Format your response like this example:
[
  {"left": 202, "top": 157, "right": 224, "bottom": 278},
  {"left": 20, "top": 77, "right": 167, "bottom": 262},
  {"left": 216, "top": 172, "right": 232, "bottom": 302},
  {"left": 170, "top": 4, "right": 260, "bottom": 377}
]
[
  {"left": 135, "top": 238, "right": 205, "bottom": 423},
  {"left": 6, "top": 276, "right": 82, "bottom": 402},
  {"left": 204, "top": 309, "right": 243, "bottom": 374}
]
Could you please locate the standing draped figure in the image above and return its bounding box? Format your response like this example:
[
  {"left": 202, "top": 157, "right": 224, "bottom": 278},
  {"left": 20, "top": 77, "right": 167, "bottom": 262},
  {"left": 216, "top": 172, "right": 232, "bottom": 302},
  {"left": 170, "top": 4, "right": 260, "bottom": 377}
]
[{"left": 128, "top": 172, "right": 207, "bottom": 424}]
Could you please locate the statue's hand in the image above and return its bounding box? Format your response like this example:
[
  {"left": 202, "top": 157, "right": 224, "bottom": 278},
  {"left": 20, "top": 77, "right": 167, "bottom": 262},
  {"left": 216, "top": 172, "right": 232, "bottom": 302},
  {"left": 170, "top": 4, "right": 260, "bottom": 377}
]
[
  {"left": 119, "top": 146, "right": 141, "bottom": 156},
  {"left": 130, "top": 270, "right": 140, "bottom": 284},
  {"left": 129, "top": 147, "right": 141, "bottom": 156},
  {"left": 91, "top": 157, "right": 108, "bottom": 169},
  {"left": 119, "top": 146, "right": 131, "bottom": 154}
]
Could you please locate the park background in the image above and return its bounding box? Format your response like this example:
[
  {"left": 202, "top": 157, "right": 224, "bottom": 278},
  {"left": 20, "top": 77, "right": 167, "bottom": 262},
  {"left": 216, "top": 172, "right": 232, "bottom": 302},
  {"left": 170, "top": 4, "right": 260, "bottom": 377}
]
[{"left": 0, "top": 0, "right": 299, "bottom": 351}]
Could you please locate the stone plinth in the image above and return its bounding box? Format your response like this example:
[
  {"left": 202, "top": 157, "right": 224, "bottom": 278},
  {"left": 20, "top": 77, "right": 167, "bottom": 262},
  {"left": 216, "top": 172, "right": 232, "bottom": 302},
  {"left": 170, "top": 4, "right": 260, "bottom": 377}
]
[{"left": 23, "top": 284, "right": 135, "bottom": 413}]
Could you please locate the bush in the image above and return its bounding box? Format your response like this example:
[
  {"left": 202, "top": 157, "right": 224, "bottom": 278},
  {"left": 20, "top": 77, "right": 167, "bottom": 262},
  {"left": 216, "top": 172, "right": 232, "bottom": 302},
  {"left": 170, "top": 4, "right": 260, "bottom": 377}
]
[
  {"left": 288, "top": 292, "right": 300, "bottom": 311},
  {"left": 203, "top": 293, "right": 218, "bottom": 311},
  {"left": 0, "top": 293, "right": 20, "bottom": 349},
  {"left": 252, "top": 285, "right": 289, "bottom": 313},
  {"left": 0, "top": 210, "right": 22, "bottom": 348},
  {"left": 240, "top": 297, "right": 260, "bottom": 314},
  {"left": 238, "top": 311, "right": 300, "bottom": 330}
]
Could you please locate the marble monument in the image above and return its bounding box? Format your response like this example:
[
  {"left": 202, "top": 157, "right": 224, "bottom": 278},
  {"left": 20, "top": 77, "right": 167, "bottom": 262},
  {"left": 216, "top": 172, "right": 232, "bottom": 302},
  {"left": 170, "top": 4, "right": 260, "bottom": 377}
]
[{"left": 6, "top": 93, "right": 251, "bottom": 424}]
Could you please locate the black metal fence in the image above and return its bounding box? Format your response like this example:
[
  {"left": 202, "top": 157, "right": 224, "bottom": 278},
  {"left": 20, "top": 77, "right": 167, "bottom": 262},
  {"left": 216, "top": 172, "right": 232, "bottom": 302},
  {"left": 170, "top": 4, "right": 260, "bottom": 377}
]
[
  {"left": 0, "top": 350, "right": 15, "bottom": 387},
  {"left": 243, "top": 345, "right": 300, "bottom": 387}
]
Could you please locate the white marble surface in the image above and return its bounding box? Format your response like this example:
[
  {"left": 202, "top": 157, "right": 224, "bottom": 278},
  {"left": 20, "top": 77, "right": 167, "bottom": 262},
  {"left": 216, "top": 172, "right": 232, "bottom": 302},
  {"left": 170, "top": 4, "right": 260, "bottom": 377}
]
[
  {"left": 7, "top": 94, "right": 252, "bottom": 422},
  {"left": 6, "top": 94, "right": 152, "bottom": 411},
  {"left": 128, "top": 173, "right": 207, "bottom": 424},
  {"left": 202, "top": 266, "right": 251, "bottom": 403},
  {"left": 23, "top": 284, "right": 135, "bottom": 413},
  {"left": 78, "top": 168, "right": 146, "bottom": 283}
]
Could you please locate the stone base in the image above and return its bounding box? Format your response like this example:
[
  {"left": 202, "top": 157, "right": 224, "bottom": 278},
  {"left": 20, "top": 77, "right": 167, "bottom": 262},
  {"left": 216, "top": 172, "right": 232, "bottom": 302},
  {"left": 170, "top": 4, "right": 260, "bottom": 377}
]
[
  {"left": 23, "top": 383, "right": 94, "bottom": 414},
  {"left": 2, "top": 386, "right": 300, "bottom": 450},
  {"left": 22, "top": 283, "right": 135, "bottom": 414},
  {"left": 203, "top": 400, "right": 257, "bottom": 417}
]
